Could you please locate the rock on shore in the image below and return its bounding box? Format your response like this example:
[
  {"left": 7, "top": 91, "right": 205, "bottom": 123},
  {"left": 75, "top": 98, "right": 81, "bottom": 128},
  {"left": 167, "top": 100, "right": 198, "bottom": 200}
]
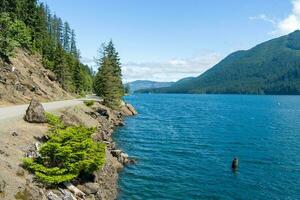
[{"left": 16, "top": 101, "right": 137, "bottom": 200}]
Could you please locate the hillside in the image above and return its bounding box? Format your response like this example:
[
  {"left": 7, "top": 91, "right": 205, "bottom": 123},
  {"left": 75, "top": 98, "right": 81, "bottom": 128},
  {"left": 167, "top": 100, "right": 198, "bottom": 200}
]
[
  {"left": 0, "top": 49, "right": 72, "bottom": 105},
  {"left": 126, "top": 80, "right": 174, "bottom": 92},
  {"left": 0, "top": 1, "right": 94, "bottom": 101},
  {"left": 140, "top": 31, "right": 300, "bottom": 95}
]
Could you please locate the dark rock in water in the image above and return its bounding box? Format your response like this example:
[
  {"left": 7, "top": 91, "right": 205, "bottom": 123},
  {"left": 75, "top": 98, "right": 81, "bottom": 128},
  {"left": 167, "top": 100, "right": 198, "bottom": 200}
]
[
  {"left": 111, "top": 149, "right": 134, "bottom": 165},
  {"left": 24, "top": 99, "right": 46, "bottom": 123},
  {"left": 117, "top": 121, "right": 125, "bottom": 127},
  {"left": 232, "top": 158, "right": 238, "bottom": 170}
]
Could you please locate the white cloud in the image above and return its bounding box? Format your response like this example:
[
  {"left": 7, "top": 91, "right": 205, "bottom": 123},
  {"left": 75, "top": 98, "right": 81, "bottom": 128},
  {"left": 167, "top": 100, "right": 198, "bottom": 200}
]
[
  {"left": 249, "top": 14, "right": 276, "bottom": 25},
  {"left": 250, "top": 0, "right": 300, "bottom": 35},
  {"left": 122, "top": 52, "right": 222, "bottom": 83},
  {"left": 276, "top": 0, "right": 300, "bottom": 34}
]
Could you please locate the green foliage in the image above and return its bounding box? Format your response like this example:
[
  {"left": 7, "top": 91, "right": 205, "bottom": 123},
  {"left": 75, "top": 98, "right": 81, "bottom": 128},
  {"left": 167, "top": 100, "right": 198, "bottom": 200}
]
[
  {"left": 141, "top": 30, "right": 300, "bottom": 95},
  {"left": 124, "top": 84, "right": 130, "bottom": 94},
  {"left": 0, "top": 1, "right": 94, "bottom": 94},
  {"left": 45, "top": 112, "right": 65, "bottom": 130},
  {"left": 94, "top": 41, "right": 124, "bottom": 109},
  {"left": 0, "top": 13, "right": 31, "bottom": 60},
  {"left": 84, "top": 100, "right": 95, "bottom": 107},
  {"left": 23, "top": 115, "right": 106, "bottom": 185}
]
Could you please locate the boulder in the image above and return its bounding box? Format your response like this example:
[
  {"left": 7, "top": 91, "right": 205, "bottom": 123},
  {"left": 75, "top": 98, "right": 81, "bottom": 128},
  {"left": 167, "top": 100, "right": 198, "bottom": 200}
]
[
  {"left": 47, "top": 71, "right": 57, "bottom": 81},
  {"left": 93, "top": 104, "right": 113, "bottom": 121},
  {"left": 126, "top": 103, "right": 138, "bottom": 115},
  {"left": 24, "top": 99, "right": 47, "bottom": 123},
  {"left": 120, "top": 103, "right": 138, "bottom": 116},
  {"left": 77, "top": 183, "right": 99, "bottom": 195},
  {"left": 60, "top": 115, "right": 76, "bottom": 126},
  {"left": 111, "top": 150, "right": 133, "bottom": 165}
]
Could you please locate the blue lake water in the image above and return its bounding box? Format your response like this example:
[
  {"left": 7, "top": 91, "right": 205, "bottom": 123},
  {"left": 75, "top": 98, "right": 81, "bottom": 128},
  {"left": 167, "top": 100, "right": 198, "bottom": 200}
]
[{"left": 114, "top": 94, "right": 300, "bottom": 200}]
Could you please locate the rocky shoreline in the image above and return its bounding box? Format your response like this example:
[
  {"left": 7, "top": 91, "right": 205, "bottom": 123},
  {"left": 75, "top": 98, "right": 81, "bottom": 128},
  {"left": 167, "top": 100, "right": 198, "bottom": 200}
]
[{"left": 0, "top": 100, "right": 137, "bottom": 200}]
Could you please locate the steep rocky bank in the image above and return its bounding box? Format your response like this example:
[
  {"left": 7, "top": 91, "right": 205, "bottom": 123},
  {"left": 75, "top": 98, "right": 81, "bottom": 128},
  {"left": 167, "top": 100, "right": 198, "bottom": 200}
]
[
  {"left": 0, "top": 100, "right": 137, "bottom": 200},
  {"left": 0, "top": 48, "right": 72, "bottom": 106}
]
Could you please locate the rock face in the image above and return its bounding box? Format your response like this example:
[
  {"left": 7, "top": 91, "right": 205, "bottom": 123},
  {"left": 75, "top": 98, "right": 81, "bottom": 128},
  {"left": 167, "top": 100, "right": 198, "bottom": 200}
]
[
  {"left": 24, "top": 99, "right": 46, "bottom": 123},
  {"left": 0, "top": 48, "right": 72, "bottom": 105},
  {"left": 120, "top": 103, "right": 138, "bottom": 116}
]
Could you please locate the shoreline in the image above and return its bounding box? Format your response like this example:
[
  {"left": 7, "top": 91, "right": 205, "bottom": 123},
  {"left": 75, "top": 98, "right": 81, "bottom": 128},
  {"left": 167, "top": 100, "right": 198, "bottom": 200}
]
[{"left": 0, "top": 100, "right": 137, "bottom": 200}]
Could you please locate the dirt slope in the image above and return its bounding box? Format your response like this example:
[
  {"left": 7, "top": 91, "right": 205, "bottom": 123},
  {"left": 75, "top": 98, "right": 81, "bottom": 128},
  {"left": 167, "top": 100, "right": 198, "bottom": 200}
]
[{"left": 0, "top": 48, "right": 72, "bottom": 105}]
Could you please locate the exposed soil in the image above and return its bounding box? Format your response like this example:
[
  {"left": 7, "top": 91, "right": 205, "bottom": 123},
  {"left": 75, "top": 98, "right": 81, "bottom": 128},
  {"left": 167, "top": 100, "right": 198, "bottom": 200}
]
[{"left": 0, "top": 48, "right": 72, "bottom": 106}]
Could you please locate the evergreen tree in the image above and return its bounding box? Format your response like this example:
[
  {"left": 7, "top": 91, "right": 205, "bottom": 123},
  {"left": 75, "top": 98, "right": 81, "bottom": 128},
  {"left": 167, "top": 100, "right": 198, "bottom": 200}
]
[
  {"left": 33, "top": 3, "right": 47, "bottom": 51},
  {"left": 0, "top": 0, "right": 94, "bottom": 94},
  {"left": 56, "top": 17, "right": 63, "bottom": 45},
  {"left": 94, "top": 41, "right": 124, "bottom": 108},
  {"left": 73, "top": 61, "right": 83, "bottom": 93},
  {"left": 70, "top": 29, "right": 78, "bottom": 58},
  {"left": 53, "top": 45, "right": 66, "bottom": 89},
  {"left": 63, "top": 22, "right": 71, "bottom": 52}
]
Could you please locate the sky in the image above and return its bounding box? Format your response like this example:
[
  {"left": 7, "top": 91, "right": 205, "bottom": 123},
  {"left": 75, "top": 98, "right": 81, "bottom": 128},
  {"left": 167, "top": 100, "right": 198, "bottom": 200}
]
[{"left": 42, "top": 0, "right": 300, "bottom": 83}]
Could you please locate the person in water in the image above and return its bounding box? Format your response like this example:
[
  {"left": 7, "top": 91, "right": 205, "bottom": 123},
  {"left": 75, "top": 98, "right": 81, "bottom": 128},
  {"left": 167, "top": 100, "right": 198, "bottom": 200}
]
[{"left": 232, "top": 157, "right": 238, "bottom": 170}]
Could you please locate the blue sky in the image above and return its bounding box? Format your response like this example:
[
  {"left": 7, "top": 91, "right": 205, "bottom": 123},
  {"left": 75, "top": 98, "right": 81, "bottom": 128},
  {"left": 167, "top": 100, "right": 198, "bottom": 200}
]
[{"left": 42, "top": 0, "right": 299, "bottom": 82}]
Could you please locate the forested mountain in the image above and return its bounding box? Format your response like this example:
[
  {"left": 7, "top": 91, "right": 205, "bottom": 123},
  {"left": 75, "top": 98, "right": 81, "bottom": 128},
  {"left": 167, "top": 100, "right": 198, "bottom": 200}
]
[
  {"left": 139, "top": 31, "right": 300, "bottom": 95},
  {"left": 126, "top": 80, "right": 174, "bottom": 93},
  {"left": 0, "top": 0, "right": 93, "bottom": 94}
]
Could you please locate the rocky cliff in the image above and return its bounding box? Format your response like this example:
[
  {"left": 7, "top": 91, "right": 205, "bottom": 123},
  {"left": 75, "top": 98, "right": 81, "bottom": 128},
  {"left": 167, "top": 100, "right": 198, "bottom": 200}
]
[{"left": 0, "top": 48, "right": 72, "bottom": 105}]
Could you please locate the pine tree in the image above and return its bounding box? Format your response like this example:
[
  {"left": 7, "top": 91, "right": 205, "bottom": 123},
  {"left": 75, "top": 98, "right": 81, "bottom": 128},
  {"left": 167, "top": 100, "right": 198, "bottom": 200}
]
[
  {"left": 63, "top": 22, "right": 71, "bottom": 52},
  {"left": 94, "top": 41, "right": 124, "bottom": 108},
  {"left": 56, "top": 17, "right": 63, "bottom": 45},
  {"left": 70, "top": 29, "right": 78, "bottom": 58},
  {"left": 105, "top": 40, "right": 124, "bottom": 96},
  {"left": 33, "top": 3, "right": 47, "bottom": 51},
  {"left": 53, "top": 45, "right": 66, "bottom": 89},
  {"left": 73, "top": 61, "right": 83, "bottom": 93},
  {"left": 0, "top": 0, "right": 94, "bottom": 94}
]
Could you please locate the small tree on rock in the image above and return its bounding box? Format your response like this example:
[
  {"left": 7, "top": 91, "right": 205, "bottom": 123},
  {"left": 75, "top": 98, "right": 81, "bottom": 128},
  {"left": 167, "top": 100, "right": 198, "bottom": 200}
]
[{"left": 94, "top": 41, "right": 124, "bottom": 109}]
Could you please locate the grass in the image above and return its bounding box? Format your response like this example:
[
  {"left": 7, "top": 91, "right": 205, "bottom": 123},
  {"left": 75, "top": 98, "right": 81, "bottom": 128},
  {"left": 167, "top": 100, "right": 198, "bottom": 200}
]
[{"left": 83, "top": 100, "right": 95, "bottom": 107}]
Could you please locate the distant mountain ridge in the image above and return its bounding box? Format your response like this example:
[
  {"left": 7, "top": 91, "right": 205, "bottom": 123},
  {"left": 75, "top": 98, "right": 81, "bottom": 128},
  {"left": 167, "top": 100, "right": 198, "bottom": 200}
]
[
  {"left": 139, "top": 30, "right": 300, "bottom": 95},
  {"left": 126, "top": 80, "right": 174, "bottom": 92}
]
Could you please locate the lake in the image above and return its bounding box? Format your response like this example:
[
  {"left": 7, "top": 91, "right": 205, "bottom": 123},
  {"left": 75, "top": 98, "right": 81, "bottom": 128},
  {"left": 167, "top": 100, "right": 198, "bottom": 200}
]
[{"left": 114, "top": 94, "right": 300, "bottom": 200}]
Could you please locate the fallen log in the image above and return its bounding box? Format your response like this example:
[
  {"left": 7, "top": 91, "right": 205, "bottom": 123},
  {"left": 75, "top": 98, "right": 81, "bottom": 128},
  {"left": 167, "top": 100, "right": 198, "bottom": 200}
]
[
  {"left": 47, "top": 191, "right": 62, "bottom": 200},
  {"left": 63, "top": 182, "right": 86, "bottom": 199},
  {"left": 58, "top": 188, "right": 77, "bottom": 200}
]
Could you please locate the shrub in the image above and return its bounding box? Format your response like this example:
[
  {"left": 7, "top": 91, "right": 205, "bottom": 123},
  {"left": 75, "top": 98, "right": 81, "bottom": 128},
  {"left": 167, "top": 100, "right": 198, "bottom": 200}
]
[
  {"left": 23, "top": 115, "right": 106, "bottom": 185},
  {"left": 83, "top": 100, "right": 94, "bottom": 107},
  {"left": 45, "top": 112, "right": 64, "bottom": 129},
  {"left": 0, "top": 13, "right": 31, "bottom": 60}
]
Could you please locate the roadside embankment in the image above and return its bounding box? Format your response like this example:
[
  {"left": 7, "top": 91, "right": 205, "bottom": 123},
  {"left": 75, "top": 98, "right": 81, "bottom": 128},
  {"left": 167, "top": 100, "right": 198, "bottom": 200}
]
[{"left": 0, "top": 100, "right": 137, "bottom": 200}]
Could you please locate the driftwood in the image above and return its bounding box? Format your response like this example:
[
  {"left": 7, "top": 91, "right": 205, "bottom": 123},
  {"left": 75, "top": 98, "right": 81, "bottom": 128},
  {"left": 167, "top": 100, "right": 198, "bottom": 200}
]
[
  {"left": 47, "top": 191, "right": 62, "bottom": 200},
  {"left": 63, "top": 182, "right": 86, "bottom": 199},
  {"left": 58, "top": 188, "right": 77, "bottom": 200},
  {"left": 0, "top": 79, "right": 6, "bottom": 84},
  {"left": 35, "top": 142, "right": 41, "bottom": 157}
]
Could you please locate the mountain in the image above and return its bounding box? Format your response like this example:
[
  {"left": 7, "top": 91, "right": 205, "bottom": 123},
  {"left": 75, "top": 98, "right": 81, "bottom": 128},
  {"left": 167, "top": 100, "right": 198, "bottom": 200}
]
[
  {"left": 139, "top": 31, "right": 300, "bottom": 95},
  {"left": 126, "top": 80, "right": 174, "bottom": 92}
]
